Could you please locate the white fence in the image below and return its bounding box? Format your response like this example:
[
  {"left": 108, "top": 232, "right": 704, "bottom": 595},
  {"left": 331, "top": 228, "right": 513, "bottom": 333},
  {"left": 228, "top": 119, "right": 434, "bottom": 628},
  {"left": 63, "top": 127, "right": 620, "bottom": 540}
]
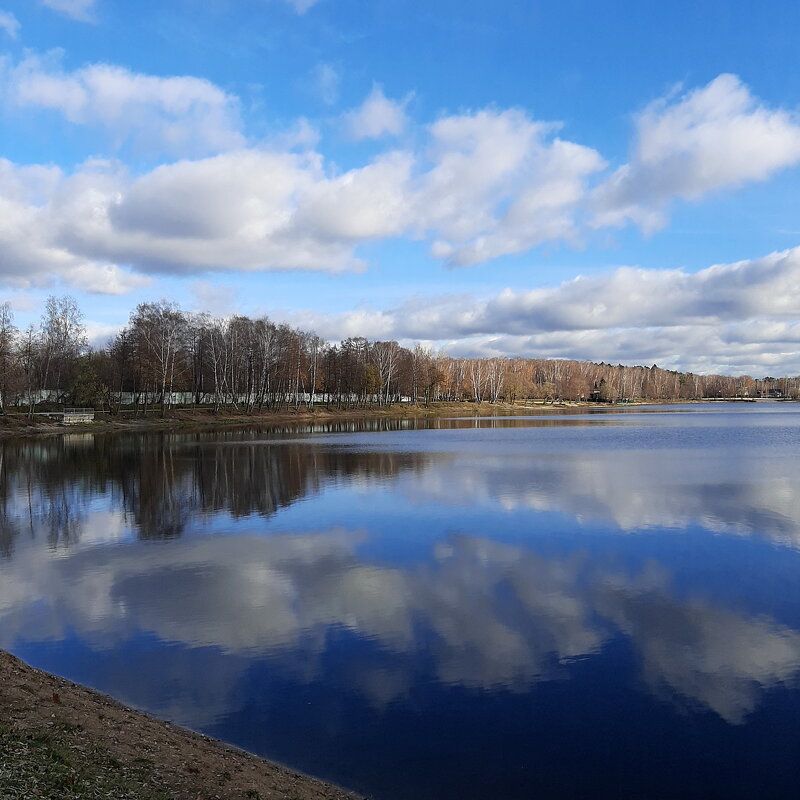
[{"left": 62, "top": 408, "right": 95, "bottom": 424}]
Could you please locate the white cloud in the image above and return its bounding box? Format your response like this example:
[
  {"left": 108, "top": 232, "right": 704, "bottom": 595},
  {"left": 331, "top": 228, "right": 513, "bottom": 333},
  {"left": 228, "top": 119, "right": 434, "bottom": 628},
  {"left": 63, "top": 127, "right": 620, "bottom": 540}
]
[
  {"left": 468, "top": 248, "right": 800, "bottom": 334},
  {"left": 343, "top": 85, "right": 410, "bottom": 140},
  {"left": 84, "top": 322, "right": 123, "bottom": 348},
  {"left": 289, "top": 151, "right": 414, "bottom": 240},
  {"left": 41, "top": 0, "right": 96, "bottom": 23},
  {"left": 2, "top": 292, "right": 38, "bottom": 312},
  {"left": 0, "top": 10, "right": 20, "bottom": 38},
  {"left": 593, "top": 74, "right": 800, "bottom": 231},
  {"left": 0, "top": 158, "right": 151, "bottom": 294},
  {"left": 5, "top": 54, "right": 244, "bottom": 156},
  {"left": 417, "top": 109, "right": 606, "bottom": 265},
  {"left": 83, "top": 150, "right": 369, "bottom": 273},
  {"left": 3, "top": 66, "right": 800, "bottom": 323},
  {"left": 64, "top": 262, "right": 153, "bottom": 295},
  {"left": 0, "top": 147, "right": 414, "bottom": 282},
  {"left": 439, "top": 323, "right": 800, "bottom": 377},
  {"left": 278, "top": 247, "right": 800, "bottom": 374}
]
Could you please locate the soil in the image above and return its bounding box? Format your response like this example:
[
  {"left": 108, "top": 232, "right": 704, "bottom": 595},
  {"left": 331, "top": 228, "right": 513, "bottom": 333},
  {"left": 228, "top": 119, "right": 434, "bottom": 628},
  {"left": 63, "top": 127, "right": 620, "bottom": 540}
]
[{"left": 0, "top": 650, "right": 363, "bottom": 800}]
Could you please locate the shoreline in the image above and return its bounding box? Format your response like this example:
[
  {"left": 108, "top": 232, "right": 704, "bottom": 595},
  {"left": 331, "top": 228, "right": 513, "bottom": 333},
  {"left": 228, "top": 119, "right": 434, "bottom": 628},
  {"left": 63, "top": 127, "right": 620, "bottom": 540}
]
[
  {"left": 1, "top": 397, "right": 785, "bottom": 441},
  {"left": 0, "top": 649, "right": 362, "bottom": 800},
  {"left": 0, "top": 399, "right": 597, "bottom": 440}
]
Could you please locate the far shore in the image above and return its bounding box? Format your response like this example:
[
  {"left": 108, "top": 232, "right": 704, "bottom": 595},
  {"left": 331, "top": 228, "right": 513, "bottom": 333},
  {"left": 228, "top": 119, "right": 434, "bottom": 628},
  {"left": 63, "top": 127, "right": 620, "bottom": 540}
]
[
  {"left": 0, "top": 399, "right": 604, "bottom": 439},
  {"left": 0, "top": 397, "right": 787, "bottom": 440},
  {"left": 0, "top": 648, "right": 362, "bottom": 800}
]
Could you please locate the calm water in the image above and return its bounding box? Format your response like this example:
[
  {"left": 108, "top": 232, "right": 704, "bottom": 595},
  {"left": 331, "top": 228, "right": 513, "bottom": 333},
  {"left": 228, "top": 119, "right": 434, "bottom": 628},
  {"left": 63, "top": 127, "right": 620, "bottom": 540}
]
[{"left": 2, "top": 404, "right": 800, "bottom": 799}]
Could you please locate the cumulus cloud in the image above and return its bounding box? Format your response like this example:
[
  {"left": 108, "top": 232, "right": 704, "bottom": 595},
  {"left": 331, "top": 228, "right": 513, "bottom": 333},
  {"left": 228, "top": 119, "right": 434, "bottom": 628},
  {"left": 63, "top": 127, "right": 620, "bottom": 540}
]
[
  {"left": 2, "top": 64, "right": 800, "bottom": 321},
  {"left": 0, "top": 158, "right": 151, "bottom": 294},
  {"left": 343, "top": 85, "right": 410, "bottom": 140},
  {"left": 71, "top": 150, "right": 396, "bottom": 273},
  {"left": 592, "top": 74, "right": 800, "bottom": 231},
  {"left": 0, "top": 147, "right": 416, "bottom": 283},
  {"left": 0, "top": 80, "right": 605, "bottom": 274},
  {"left": 0, "top": 10, "right": 20, "bottom": 38},
  {"left": 3, "top": 128, "right": 799, "bottom": 370},
  {"left": 270, "top": 117, "right": 321, "bottom": 150},
  {"left": 41, "top": 0, "right": 96, "bottom": 23},
  {"left": 65, "top": 262, "right": 153, "bottom": 295},
  {"left": 288, "top": 151, "right": 414, "bottom": 240},
  {"left": 5, "top": 54, "right": 244, "bottom": 156},
  {"left": 439, "top": 323, "right": 800, "bottom": 377},
  {"left": 470, "top": 248, "right": 800, "bottom": 334},
  {"left": 417, "top": 109, "right": 606, "bottom": 265},
  {"left": 286, "top": 247, "right": 800, "bottom": 336},
  {"left": 280, "top": 247, "right": 800, "bottom": 374}
]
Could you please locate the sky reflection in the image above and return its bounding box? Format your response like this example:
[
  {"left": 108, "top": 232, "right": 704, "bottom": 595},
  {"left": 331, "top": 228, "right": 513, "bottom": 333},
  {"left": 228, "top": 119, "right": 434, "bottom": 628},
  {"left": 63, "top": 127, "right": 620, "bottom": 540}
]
[{"left": 2, "top": 407, "right": 800, "bottom": 798}]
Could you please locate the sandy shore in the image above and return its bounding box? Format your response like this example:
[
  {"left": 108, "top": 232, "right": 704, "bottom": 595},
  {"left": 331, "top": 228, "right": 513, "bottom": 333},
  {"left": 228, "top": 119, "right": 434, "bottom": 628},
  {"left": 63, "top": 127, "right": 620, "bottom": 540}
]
[{"left": 0, "top": 650, "right": 363, "bottom": 800}]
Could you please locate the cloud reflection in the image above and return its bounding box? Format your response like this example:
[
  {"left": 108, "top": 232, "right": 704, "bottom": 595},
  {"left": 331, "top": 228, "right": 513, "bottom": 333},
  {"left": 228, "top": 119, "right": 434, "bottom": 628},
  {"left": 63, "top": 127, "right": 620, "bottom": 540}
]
[
  {"left": 3, "top": 421, "right": 800, "bottom": 726},
  {"left": 402, "top": 446, "right": 800, "bottom": 546},
  {"left": 2, "top": 527, "right": 799, "bottom": 725}
]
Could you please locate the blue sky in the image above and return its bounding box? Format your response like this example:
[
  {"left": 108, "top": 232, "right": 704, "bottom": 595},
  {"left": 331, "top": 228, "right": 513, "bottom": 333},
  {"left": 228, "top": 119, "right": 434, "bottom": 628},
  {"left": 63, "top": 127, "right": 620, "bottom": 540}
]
[{"left": 1, "top": 0, "right": 800, "bottom": 375}]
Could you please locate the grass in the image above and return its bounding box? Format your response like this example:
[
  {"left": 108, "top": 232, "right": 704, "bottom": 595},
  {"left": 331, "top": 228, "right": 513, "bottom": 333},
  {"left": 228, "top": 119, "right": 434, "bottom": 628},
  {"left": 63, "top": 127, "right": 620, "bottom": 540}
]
[{"left": 0, "top": 725, "right": 170, "bottom": 800}]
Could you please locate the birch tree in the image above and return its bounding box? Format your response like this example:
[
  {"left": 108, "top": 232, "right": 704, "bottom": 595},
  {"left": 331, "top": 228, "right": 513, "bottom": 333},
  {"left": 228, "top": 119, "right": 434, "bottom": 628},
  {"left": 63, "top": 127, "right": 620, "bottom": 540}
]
[
  {"left": 371, "top": 340, "right": 402, "bottom": 404},
  {"left": 130, "top": 301, "right": 187, "bottom": 416},
  {"left": 39, "top": 295, "right": 86, "bottom": 402},
  {"left": 0, "top": 303, "right": 17, "bottom": 413}
]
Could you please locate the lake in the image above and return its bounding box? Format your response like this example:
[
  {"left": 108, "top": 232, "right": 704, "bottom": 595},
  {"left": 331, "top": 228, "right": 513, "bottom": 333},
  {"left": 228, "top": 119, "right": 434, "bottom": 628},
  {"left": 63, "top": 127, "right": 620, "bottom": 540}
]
[{"left": 2, "top": 403, "right": 800, "bottom": 799}]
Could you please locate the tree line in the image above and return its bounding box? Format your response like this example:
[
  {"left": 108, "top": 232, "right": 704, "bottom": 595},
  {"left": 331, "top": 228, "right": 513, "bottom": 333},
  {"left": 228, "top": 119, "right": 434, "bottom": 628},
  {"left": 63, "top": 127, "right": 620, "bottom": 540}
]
[{"left": 1, "top": 296, "right": 798, "bottom": 416}]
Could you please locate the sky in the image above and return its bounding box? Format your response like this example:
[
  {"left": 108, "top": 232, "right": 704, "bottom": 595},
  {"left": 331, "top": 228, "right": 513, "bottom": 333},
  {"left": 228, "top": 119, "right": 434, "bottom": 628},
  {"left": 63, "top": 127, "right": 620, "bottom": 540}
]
[{"left": 1, "top": 0, "right": 799, "bottom": 376}]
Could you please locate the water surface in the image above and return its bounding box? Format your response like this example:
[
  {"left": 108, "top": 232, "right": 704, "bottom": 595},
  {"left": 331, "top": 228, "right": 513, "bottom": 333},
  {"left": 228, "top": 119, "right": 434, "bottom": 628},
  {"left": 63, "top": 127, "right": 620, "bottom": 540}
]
[{"left": 2, "top": 404, "right": 800, "bottom": 799}]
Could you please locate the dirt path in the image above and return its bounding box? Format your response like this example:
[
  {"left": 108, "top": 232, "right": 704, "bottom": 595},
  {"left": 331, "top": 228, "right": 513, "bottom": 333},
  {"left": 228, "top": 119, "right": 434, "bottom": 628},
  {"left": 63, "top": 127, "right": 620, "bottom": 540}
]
[{"left": 0, "top": 650, "right": 363, "bottom": 800}]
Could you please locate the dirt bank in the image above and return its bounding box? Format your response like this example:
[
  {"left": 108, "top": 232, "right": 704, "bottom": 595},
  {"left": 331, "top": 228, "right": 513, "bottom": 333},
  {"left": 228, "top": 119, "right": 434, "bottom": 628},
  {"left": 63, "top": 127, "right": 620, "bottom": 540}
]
[{"left": 0, "top": 650, "right": 362, "bottom": 800}]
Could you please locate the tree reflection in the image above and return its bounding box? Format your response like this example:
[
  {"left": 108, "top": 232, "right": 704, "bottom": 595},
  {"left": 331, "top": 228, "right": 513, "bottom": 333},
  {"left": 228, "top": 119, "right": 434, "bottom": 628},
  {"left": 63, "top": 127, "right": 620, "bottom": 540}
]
[
  {"left": 0, "top": 515, "right": 19, "bottom": 559},
  {"left": 0, "top": 428, "right": 430, "bottom": 545}
]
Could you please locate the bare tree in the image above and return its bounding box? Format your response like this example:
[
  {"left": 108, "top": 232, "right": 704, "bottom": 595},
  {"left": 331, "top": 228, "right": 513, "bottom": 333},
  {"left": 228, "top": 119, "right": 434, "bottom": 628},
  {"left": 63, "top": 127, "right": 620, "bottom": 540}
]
[
  {"left": 17, "top": 325, "right": 41, "bottom": 419},
  {"left": 0, "top": 303, "right": 17, "bottom": 414},
  {"left": 130, "top": 301, "right": 188, "bottom": 416},
  {"left": 486, "top": 357, "right": 505, "bottom": 403},
  {"left": 38, "top": 295, "right": 87, "bottom": 403},
  {"left": 371, "top": 341, "right": 402, "bottom": 404},
  {"left": 468, "top": 358, "right": 487, "bottom": 401},
  {"left": 6, "top": 294, "right": 798, "bottom": 415}
]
